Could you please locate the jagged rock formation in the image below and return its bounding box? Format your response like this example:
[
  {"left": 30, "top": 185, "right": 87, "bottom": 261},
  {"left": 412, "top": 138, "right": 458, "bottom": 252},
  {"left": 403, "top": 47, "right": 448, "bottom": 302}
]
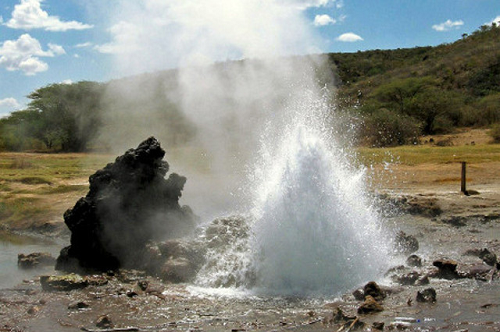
[{"left": 56, "top": 137, "right": 196, "bottom": 272}]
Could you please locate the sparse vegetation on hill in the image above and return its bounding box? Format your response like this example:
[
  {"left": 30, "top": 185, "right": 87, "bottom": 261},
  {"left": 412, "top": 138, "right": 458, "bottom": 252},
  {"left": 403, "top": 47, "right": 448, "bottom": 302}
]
[
  {"left": 0, "top": 25, "right": 499, "bottom": 151},
  {"left": 329, "top": 24, "right": 500, "bottom": 146}
]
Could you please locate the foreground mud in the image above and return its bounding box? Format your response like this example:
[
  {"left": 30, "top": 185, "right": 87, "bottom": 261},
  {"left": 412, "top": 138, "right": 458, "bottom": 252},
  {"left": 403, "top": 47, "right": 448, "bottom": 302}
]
[{"left": 2, "top": 188, "right": 500, "bottom": 332}]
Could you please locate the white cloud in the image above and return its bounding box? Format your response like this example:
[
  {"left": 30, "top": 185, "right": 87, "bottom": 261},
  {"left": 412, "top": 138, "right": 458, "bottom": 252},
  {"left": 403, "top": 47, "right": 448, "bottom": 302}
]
[
  {"left": 5, "top": 0, "right": 93, "bottom": 31},
  {"left": 487, "top": 15, "right": 500, "bottom": 26},
  {"left": 61, "top": 79, "right": 73, "bottom": 84},
  {"left": 75, "top": 42, "right": 92, "bottom": 48},
  {"left": 48, "top": 43, "right": 65, "bottom": 55},
  {"left": 432, "top": 19, "right": 464, "bottom": 32},
  {"left": 0, "top": 97, "right": 20, "bottom": 109},
  {"left": 0, "top": 33, "right": 63, "bottom": 75},
  {"left": 286, "top": 0, "right": 331, "bottom": 9},
  {"left": 336, "top": 32, "right": 363, "bottom": 42},
  {"left": 94, "top": 21, "right": 141, "bottom": 55},
  {"left": 314, "top": 14, "right": 336, "bottom": 26}
]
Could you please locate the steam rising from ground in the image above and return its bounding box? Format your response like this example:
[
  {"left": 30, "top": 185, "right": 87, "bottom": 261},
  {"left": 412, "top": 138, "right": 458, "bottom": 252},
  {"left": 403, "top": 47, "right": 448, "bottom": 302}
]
[{"left": 93, "top": 0, "right": 329, "bottom": 219}]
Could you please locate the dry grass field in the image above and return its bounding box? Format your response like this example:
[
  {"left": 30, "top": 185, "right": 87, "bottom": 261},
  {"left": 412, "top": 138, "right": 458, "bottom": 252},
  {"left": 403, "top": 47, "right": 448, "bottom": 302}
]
[{"left": 0, "top": 129, "right": 498, "bottom": 232}]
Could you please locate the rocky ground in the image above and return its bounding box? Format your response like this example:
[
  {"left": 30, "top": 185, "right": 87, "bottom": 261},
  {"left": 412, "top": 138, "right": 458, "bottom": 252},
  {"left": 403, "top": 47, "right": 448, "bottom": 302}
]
[
  {"left": 1, "top": 131, "right": 500, "bottom": 332},
  {"left": 1, "top": 182, "right": 500, "bottom": 331}
]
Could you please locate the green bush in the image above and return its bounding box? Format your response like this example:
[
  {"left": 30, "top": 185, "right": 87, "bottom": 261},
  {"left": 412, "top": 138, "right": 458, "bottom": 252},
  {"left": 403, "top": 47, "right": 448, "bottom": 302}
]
[
  {"left": 362, "top": 108, "right": 421, "bottom": 147},
  {"left": 489, "top": 124, "right": 500, "bottom": 143}
]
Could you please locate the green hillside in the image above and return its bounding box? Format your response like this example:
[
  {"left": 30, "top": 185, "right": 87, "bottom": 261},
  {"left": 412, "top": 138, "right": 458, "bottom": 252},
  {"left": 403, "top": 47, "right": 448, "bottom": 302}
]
[{"left": 326, "top": 24, "right": 500, "bottom": 146}]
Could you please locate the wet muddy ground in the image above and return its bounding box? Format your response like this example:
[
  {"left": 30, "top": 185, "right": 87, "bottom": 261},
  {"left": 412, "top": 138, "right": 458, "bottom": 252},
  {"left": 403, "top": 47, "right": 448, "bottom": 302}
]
[{"left": 1, "top": 186, "right": 500, "bottom": 332}]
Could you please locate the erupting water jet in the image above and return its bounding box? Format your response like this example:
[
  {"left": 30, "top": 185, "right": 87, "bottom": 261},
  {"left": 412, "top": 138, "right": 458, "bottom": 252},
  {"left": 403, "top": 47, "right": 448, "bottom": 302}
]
[{"left": 194, "top": 90, "right": 392, "bottom": 296}]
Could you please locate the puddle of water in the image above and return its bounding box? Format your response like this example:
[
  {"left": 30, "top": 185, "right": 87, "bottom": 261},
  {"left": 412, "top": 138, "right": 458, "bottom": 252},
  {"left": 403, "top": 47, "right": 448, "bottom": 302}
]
[{"left": 0, "top": 232, "right": 62, "bottom": 289}]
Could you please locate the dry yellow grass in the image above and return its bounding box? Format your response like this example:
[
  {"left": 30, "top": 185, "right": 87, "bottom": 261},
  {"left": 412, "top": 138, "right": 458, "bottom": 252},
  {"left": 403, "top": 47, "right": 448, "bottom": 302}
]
[{"left": 1, "top": 129, "right": 499, "bottom": 231}]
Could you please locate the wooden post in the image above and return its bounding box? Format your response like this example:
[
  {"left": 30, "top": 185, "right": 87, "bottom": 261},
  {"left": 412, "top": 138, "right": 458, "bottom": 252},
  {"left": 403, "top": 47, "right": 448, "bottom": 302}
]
[{"left": 461, "top": 161, "right": 467, "bottom": 194}]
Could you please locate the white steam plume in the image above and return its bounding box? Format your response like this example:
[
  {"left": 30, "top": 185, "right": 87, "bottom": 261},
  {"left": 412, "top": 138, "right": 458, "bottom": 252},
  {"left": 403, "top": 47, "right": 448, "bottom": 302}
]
[
  {"left": 95, "top": 0, "right": 321, "bottom": 71},
  {"left": 92, "top": 0, "right": 330, "bottom": 220}
]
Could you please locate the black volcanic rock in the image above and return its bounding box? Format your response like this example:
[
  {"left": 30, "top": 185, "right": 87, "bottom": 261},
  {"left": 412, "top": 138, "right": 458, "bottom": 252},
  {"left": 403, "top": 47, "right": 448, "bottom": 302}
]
[{"left": 56, "top": 137, "right": 196, "bottom": 272}]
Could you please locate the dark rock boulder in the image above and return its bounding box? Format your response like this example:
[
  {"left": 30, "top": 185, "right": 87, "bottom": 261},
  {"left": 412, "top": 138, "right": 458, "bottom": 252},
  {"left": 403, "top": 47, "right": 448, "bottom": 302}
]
[
  {"left": 432, "top": 259, "right": 461, "bottom": 279},
  {"left": 56, "top": 137, "right": 197, "bottom": 272},
  {"left": 352, "top": 288, "right": 365, "bottom": 301},
  {"left": 363, "top": 281, "right": 386, "bottom": 301}
]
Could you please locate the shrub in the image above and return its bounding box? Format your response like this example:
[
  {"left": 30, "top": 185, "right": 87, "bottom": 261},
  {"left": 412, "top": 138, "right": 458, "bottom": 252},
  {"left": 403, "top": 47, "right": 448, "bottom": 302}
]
[
  {"left": 362, "top": 108, "right": 422, "bottom": 147},
  {"left": 489, "top": 124, "right": 500, "bottom": 143}
]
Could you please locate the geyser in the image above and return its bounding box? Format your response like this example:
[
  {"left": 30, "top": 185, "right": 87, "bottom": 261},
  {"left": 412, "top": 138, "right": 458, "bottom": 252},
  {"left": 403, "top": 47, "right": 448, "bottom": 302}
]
[
  {"left": 194, "top": 89, "right": 392, "bottom": 296},
  {"left": 250, "top": 115, "right": 390, "bottom": 295},
  {"left": 93, "top": 0, "right": 392, "bottom": 296}
]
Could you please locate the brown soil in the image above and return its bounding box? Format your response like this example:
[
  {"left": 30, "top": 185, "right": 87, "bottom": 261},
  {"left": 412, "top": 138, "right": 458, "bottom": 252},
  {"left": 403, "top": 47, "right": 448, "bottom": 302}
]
[{"left": 421, "top": 128, "right": 494, "bottom": 146}]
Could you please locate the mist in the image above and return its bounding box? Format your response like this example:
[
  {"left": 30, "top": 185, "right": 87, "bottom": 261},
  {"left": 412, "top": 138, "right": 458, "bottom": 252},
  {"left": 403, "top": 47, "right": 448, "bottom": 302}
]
[{"left": 90, "top": 0, "right": 334, "bottom": 221}]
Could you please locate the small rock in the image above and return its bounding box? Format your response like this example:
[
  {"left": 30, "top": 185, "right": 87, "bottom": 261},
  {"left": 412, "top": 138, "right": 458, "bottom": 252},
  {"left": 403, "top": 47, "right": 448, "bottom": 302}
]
[
  {"left": 127, "top": 291, "right": 139, "bottom": 298},
  {"left": 137, "top": 280, "right": 149, "bottom": 291},
  {"left": 394, "top": 231, "right": 419, "bottom": 254},
  {"left": 396, "top": 271, "right": 420, "bottom": 285},
  {"left": 352, "top": 288, "right": 365, "bottom": 301},
  {"left": 461, "top": 264, "right": 493, "bottom": 281},
  {"left": 18, "top": 252, "right": 56, "bottom": 269},
  {"left": 25, "top": 289, "right": 37, "bottom": 296},
  {"left": 479, "top": 249, "right": 498, "bottom": 266},
  {"left": 332, "top": 308, "right": 356, "bottom": 324},
  {"left": 373, "top": 321, "right": 385, "bottom": 330},
  {"left": 40, "top": 274, "right": 88, "bottom": 291},
  {"left": 96, "top": 315, "right": 114, "bottom": 329},
  {"left": 358, "top": 295, "right": 384, "bottom": 314},
  {"left": 406, "top": 254, "right": 422, "bottom": 267},
  {"left": 85, "top": 275, "right": 108, "bottom": 286},
  {"left": 433, "top": 259, "right": 460, "bottom": 279},
  {"left": 385, "top": 265, "right": 406, "bottom": 277},
  {"left": 416, "top": 275, "right": 430, "bottom": 285},
  {"left": 363, "top": 281, "right": 385, "bottom": 301},
  {"left": 27, "top": 306, "right": 40, "bottom": 315},
  {"left": 68, "top": 301, "right": 90, "bottom": 310},
  {"left": 416, "top": 288, "right": 436, "bottom": 303}
]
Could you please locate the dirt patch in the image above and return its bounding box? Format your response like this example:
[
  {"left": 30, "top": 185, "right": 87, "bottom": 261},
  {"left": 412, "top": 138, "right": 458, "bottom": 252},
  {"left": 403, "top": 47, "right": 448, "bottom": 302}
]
[{"left": 421, "top": 128, "right": 494, "bottom": 146}]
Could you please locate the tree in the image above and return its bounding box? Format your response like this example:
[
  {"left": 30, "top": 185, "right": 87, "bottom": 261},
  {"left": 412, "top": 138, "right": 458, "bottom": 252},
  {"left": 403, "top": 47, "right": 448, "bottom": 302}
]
[
  {"left": 362, "top": 108, "right": 421, "bottom": 147},
  {"left": 370, "top": 77, "right": 436, "bottom": 114},
  {"left": 27, "top": 81, "right": 104, "bottom": 151},
  {"left": 406, "top": 87, "right": 464, "bottom": 134}
]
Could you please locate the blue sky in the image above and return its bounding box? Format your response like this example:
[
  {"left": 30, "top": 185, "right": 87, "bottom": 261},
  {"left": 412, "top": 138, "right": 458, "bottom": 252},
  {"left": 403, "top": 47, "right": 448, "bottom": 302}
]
[{"left": 1, "top": 0, "right": 499, "bottom": 117}]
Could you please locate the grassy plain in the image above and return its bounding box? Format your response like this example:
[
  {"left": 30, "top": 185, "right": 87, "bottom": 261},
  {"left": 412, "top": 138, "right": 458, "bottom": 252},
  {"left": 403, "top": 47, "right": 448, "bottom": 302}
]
[
  {"left": 0, "top": 130, "right": 499, "bottom": 232},
  {"left": 0, "top": 153, "right": 111, "bottom": 231}
]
